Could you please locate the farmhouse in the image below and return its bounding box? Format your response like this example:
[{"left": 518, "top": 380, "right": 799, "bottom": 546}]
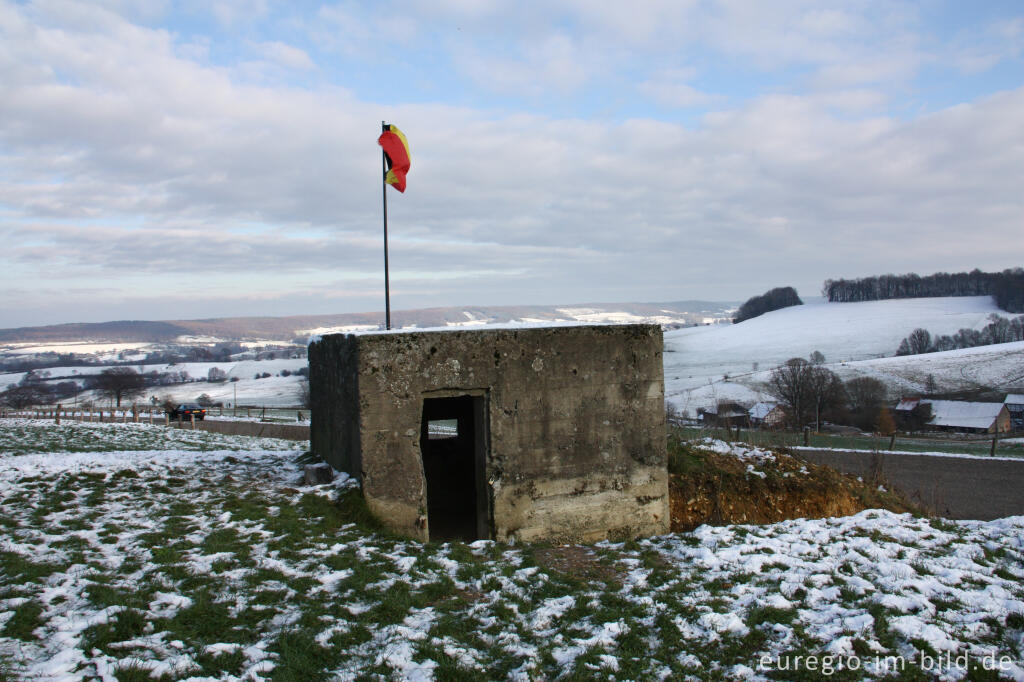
[
  {"left": 748, "top": 401, "right": 785, "bottom": 428},
  {"left": 309, "top": 324, "right": 668, "bottom": 543},
  {"left": 698, "top": 401, "right": 749, "bottom": 428},
  {"left": 897, "top": 398, "right": 1011, "bottom": 434}
]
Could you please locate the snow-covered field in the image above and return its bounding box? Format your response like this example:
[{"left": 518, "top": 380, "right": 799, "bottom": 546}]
[
  {"left": 665, "top": 297, "right": 1024, "bottom": 413},
  {"left": 1, "top": 422, "right": 1022, "bottom": 680},
  {"left": 0, "top": 358, "right": 309, "bottom": 408},
  {"left": 4, "top": 296, "right": 1023, "bottom": 414}
]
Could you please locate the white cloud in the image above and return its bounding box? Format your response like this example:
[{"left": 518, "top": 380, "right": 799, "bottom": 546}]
[
  {"left": 950, "top": 17, "right": 1024, "bottom": 74},
  {"left": 2, "top": 1, "right": 1023, "bottom": 326},
  {"left": 455, "top": 32, "right": 590, "bottom": 96},
  {"left": 208, "top": 0, "right": 267, "bottom": 28},
  {"left": 255, "top": 41, "right": 314, "bottom": 70},
  {"left": 637, "top": 69, "right": 721, "bottom": 109}
]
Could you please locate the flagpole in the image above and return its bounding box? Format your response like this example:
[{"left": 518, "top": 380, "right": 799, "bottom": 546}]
[{"left": 381, "top": 120, "right": 391, "bottom": 330}]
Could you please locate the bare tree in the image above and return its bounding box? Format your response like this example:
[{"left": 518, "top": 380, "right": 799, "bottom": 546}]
[
  {"left": 767, "top": 358, "right": 812, "bottom": 428},
  {"left": 806, "top": 365, "right": 845, "bottom": 431},
  {"left": 844, "top": 377, "right": 887, "bottom": 430},
  {"left": 0, "top": 384, "right": 49, "bottom": 408},
  {"left": 769, "top": 357, "right": 847, "bottom": 430},
  {"left": 906, "top": 328, "right": 932, "bottom": 354},
  {"left": 1, "top": 370, "right": 53, "bottom": 408},
  {"left": 985, "top": 314, "right": 1012, "bottom": 344},
  {"left": 846, "top": 377, "right": 887, "bottom": 413},
  {"left": 87, "top": 367, "right": 146, "bottom": 407}
]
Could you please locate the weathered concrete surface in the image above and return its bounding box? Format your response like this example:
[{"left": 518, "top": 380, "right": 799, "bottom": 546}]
[
  {"left": 169, "top": 419, "right": 310, "bottom": 441},
  {"left": 310, "top": 325, "right": 668, "bottom": 543},
  {"left": 793, "top": 448, "right": 1024, "bottom": 520},
  {"left": 304, "top": 462, "right": 335, "bottom": 485}
]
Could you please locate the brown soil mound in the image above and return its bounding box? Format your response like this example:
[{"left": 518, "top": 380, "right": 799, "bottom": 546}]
[{"left": 668, "top": 439, "right": 920, "bottom": 533}]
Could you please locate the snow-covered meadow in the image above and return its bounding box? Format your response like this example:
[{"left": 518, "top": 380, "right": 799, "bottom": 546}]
[
  {"left": 0, "top": 358, "right": 310, "bottom": 409},
  {"left": 665, "top": 297, "right": 1024, "bottom": 413},
  {"left": 4, "top": 296, "right": 1023, "bottom": 416},
  {"left": 1, "top": 421, "right": 1022, "bottom": 680}
]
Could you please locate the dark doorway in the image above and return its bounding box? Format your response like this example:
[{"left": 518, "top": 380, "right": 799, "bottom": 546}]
[{"left": 420, "top": 394, "right": 489, "bottom": 542}]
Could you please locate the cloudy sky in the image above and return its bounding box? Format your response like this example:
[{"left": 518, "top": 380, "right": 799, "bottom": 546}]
[{"left": 1, "top": 0, "right": 1022, "bottom": 328}]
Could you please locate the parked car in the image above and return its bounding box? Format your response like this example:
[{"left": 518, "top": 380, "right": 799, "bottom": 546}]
[{"left": 168, "top": 403, "right": 206, "bottom": 421}]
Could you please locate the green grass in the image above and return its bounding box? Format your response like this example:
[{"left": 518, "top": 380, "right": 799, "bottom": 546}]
[{"left": 1, "top": 600, "right": 44, "bottom": 641}]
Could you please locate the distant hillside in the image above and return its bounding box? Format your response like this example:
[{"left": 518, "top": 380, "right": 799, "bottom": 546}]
[
  {"left": 0, "top": 300, "right": 736, "bottom": 346},
  {"left": 0, "top": 321, "right": 193, "bottom": 344},
  {"left": 664, "top": 296, "right": 1024, "bottom": 412},
  {"left": 823, "top": 267, "right": 1024, "bottom": 312}
]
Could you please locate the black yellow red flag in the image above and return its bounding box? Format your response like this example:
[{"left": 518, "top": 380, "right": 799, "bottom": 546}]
[{"left": 377, "top": 124, "right": 411, "bottom": 192}]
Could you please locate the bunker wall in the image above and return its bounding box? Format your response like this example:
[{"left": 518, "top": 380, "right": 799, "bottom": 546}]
[
  {"left": 311, "top": 325, "right": 668, "bottom": 542},
  {"left": 309, "top": 336, "right": 361, "bottom": 477}
]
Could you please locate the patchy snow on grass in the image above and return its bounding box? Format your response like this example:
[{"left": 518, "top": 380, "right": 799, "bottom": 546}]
[
  {"left": 0, "top": 421, "right": 1022, "bottom": 680},
  {"left": 0, "top": 418, "right": 299, "bottom": 456}
]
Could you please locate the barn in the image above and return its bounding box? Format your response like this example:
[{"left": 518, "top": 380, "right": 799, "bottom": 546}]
[
  {"left": 922, "top": 399, "right": 1011, "bottom": 434},
  {"left": 308, "top": 324, "right": 669, "bottom": 543}
]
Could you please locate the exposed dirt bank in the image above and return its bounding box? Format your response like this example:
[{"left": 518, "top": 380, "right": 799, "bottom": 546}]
[{"left": 668, "top": 438, "right": 920, "bottom": 533}]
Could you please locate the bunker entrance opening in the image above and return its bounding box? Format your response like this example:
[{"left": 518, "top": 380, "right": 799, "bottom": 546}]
[{"left": 420, "top": 395, "right": 489, "bottom": 542}]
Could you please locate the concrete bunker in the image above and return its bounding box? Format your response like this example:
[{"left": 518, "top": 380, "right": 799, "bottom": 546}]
[{"left": 309, "top": 324, "right": 668, "bottom": 543}]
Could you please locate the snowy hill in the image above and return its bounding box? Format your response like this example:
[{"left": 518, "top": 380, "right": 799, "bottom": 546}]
[
  {"left": 5, "top": 295, "right": 1022, "bottom": 413},
  {"left": 665, "top": 296, "right": 1023, "bottom": 413},
  {"left": 0, "top": 300, "right": 735, "bottom": 348}
]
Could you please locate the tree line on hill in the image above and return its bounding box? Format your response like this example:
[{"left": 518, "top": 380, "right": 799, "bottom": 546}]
[
  {"left": 734, "top": 267, "right": 1023, "bottom": 324},
  {"left": 895, "top": 313, "right": 1024, "bottom": 356},
  {"left": 822, "top": 267, "right": 1024, "bottom": 312},
  {"left": 733, "top": 287, "right": 803, "bottom": 324}
]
